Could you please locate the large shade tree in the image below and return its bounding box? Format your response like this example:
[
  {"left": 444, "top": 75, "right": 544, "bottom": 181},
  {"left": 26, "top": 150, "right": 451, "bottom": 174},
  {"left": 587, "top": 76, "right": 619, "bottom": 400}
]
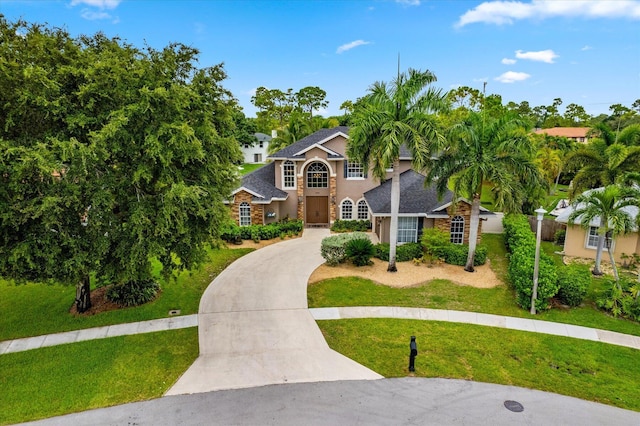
[
  {"left": 568, "top": 185, "right": 640, "bottom": 280},
  {"left": 0, "top": 19, "right": 241, "bottom": 312},
  {"left": 426, "top": 111, "right": 544, "bottom": 272},
  {"left": 348, "top": 68, "right": 448, "bottom": 272}
]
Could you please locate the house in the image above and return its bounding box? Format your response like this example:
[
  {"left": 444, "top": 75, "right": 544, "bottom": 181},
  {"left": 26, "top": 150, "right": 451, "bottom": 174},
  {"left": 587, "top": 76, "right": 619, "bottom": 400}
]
[
  {"left": 227, "top": 126, "right": 493, "bottom": 244},
  {"left": 555, "top": 190, "right": 640, "bottom": 262},
  {"left": 240, "top": 132, "right": 272, "bottom": 163},
  {"left": 533, "top": 127, "right": 590, "bottom": 144}
]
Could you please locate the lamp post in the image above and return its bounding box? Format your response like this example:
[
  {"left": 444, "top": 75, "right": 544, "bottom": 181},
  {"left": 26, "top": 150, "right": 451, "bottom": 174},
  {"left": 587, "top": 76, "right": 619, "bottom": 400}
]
[{"left": 530, "top": 207, "right": 547, "bottom": 315}]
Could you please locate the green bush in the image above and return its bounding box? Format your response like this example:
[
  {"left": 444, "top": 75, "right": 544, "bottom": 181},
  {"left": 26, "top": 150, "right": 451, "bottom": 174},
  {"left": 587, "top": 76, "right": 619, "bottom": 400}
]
[
  {"left": 220, "top": 219, "right": 303, "bottom": 242},
  {"left": 420, "top": 228, "right": 487, "bottom": 266},
  {"left": 556, "top": 264, "right": 590, "bottom": 307},
  {"left": 374, "top": 242, "right": 423, "bottom": 262},
  {"left": 554, "top": 229, "right": 566, "bottom": 245},
  {"left": 508, "top": 245, "right": 559, "bottom": 311},
  {"left": 106, "top": 279, "right": 161, "bottom": 307},
  {"left": 345, "top": 238, "right": 375, "bottom": 266},
  {"left": 331, "top": 219, "right": 371, "bottom": 233},
  {"left": 597, "top": 278, "right": 640, "bottom": 320},
  {"left": 321, "top": 232, "right": 370, "bottom": 266}
]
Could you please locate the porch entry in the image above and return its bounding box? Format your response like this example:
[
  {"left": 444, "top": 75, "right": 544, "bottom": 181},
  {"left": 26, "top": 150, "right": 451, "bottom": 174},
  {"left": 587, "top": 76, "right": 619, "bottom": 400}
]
[{"left": 306, "top": 196, "right": 328, "bottom": 225}]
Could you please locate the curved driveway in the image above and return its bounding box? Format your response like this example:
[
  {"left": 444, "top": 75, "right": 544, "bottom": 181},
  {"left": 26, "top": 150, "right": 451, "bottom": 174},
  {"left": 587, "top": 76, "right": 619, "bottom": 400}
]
[{"left": 166, "top": 228, "right": 382, "bottom": 395}]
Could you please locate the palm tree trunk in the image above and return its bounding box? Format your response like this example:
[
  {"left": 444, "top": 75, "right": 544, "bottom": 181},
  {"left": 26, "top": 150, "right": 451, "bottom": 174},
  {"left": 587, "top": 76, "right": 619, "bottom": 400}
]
[
  {"left": 387, "top": 159, "right": 400, "bottom": 272},
  {"left": 552, "top": 166, "right": 563, "bottom": 196},
  {"left": 75, "top": 273, "right": 91, "bottom": 313},
  {"left": 593, "top": 232, "right": 605, "bottom": 276},
  {"left": 606, "top": 246, "right": 620, "bottom": 284},
  {"left": 465, "top": 194, "right": 481, "bottom": 272}
]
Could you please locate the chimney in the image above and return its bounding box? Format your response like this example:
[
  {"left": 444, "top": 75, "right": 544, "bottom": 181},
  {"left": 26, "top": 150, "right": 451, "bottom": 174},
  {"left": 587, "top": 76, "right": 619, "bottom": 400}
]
[{"left": 271, "top": 129, "right": 277, "bottom": 139}]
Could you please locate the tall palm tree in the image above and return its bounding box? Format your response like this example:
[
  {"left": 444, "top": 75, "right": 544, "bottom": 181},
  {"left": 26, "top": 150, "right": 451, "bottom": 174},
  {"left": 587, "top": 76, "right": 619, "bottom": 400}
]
[
  {"left": 568, "top": 185, "right": 640, "bottom": 281},
  {"left": 426, "top": 111, "right": 544, "bottom": 272},
  {"left": 348, "top": 68, "right": 448, "bottom": 272}
]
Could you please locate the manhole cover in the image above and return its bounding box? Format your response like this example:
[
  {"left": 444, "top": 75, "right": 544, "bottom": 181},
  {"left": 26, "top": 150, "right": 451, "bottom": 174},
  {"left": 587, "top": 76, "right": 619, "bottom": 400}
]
[{"left": 504, "top": 400, "right": 524, "bottom": 412}]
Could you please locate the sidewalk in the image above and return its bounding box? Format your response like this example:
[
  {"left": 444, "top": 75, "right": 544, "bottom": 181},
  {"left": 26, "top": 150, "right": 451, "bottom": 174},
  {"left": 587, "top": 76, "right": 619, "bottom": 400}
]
[{"left": 3, "top": 306, "right": 638, "bottom": 355}]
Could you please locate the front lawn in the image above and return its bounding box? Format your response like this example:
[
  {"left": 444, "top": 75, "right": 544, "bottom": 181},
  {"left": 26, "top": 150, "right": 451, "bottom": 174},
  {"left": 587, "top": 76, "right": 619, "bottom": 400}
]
[
  {"left": 0, "top": 328, "right": 198, "bottom": 425},
  {"left": 318, "top": 319, "right": 640, "bottom": 412},
  {"left": 0, "top": 247, "right": 252, "bottom": 341}
]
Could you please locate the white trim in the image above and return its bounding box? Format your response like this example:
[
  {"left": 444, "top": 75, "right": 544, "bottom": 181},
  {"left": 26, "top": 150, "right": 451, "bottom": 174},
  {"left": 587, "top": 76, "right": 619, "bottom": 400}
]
[
  {"left": 297, "top": 157, "right": 336, "bottom": 178},
  {"left": 281, "top": 160, "right": 297, "bottom": 190},
  {"left": 340, "top": 197, "right": 355, "bottom": 220},
  {"left": 232, "top": 186, "right": 263, "bottom": 198},
  {"left": 432, "top": 197, "right": 492, "bottom": 213},
  {"left": 294, "top": 143, "right": 342, "bottom": 158}
]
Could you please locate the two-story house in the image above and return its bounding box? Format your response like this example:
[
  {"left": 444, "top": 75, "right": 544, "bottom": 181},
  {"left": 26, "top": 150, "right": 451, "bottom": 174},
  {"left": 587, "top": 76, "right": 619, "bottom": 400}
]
[
  {"left": 227, "top": 126, "right": 492, "bottom": 244},
  {"left": 240, "top": 132, "right": 272, "bottom": 164}
]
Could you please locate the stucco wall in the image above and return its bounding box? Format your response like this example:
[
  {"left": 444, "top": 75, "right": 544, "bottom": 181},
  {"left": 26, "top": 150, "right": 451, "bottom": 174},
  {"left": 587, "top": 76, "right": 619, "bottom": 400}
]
[{"left": 563, "top": 225, "right": 640, "bottom": 262}]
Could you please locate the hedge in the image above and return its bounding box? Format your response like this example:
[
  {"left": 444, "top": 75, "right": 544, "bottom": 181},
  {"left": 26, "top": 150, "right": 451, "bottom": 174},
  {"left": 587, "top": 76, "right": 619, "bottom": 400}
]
[
  {"left": 374, "top": 242, "right": 423, "bottom": 262},
  {"left": 321, "top": 232, "right": 370, "bottom": 266},
  {"left": 220, "top": 219, "right": 304, "bottom": 243},
  {"left": 420, "top": 228, "right": 487, "bottom": 266},
  {"left": 330, "top": 219, "right": 371, "bottom": 233}
]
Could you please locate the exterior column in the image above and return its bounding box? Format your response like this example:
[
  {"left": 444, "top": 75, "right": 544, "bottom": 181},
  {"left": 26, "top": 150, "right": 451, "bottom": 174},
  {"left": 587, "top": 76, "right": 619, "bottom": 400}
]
[
  {"left": 296, "top": 175, "right": 304, "bottom": 221},
  {"left": 329, "top": 176, "right": 337, "bottom": 223}
]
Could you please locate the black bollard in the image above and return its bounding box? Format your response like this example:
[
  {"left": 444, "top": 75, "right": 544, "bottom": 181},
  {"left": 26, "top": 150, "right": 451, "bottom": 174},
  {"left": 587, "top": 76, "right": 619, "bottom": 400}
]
[{"left": 409, "top": 336, "right": 417, "bottom": 372}]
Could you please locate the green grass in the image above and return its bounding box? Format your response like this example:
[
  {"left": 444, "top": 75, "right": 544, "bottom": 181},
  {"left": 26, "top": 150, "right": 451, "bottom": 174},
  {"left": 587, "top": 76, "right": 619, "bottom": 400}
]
[
  {"left": 308, "top": 234, "right": 640, "bottom": 337},
  {"left": 238, "top": 163, "right": 265, "bottom": 175},
  {"left": 0, "top": 247, "right": 252, "bottom": 341},
  {"left": 543, "top": 184, "right": 570, "bottom": 213},
  {"left": 318, "top": 319, "right": 640, "bottom": 412},
  {"left": 0, "top": 328, "right": 198, "bottom": 425}
]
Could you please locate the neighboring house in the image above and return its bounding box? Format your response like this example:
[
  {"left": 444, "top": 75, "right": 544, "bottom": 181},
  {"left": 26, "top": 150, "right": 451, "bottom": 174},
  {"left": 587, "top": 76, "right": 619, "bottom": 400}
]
[
  {"left": 240, "top": 132, "right": 272, "bottom": 164},
  {"left": 226, "top": 126, "right": 493, "bottom": 244},
  {"left": 555, "top": 191, "right": 640, "bottom": 262},
  {"left": 533, "top": 127, "right": 590, "bottom": 144}
]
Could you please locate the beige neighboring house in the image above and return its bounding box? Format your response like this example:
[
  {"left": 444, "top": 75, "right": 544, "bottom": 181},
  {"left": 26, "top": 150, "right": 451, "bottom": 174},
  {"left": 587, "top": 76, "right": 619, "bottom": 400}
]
[
  {"left": 226, "top": 126, "right": 493, "bottom": 244},
  {"left": 533, "top": 127, "right": 590, "bottom": 144},
  {"left": 555, "top": 191, "right": 640, "bottom": 263}
]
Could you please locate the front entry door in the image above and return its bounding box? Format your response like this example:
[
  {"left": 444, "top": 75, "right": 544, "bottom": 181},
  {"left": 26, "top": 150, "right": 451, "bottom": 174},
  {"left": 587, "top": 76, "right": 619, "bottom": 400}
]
[{"left": 306, "top": 196, "right": 328, "bottom": 224}]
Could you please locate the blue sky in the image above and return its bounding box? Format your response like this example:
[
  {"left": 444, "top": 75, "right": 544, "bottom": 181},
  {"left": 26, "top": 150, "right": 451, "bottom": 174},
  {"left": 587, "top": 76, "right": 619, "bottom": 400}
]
[{"left": 2, "top": 0, "right": 639, "bottom": 118}]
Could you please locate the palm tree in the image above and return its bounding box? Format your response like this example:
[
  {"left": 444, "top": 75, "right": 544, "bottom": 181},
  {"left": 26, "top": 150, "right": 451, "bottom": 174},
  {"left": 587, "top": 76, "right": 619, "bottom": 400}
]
[
  {"left": 426, "top": 111, "right": 544, "bottom": 272},
  {"left": 566, "top": 123, "right": 640, "bottom": 197},
  {"left": 348, "top": 68, "right": 448, "bottom": 272},
  {"left": 568, "top": 185, "right": 640, "bottom": 281}
]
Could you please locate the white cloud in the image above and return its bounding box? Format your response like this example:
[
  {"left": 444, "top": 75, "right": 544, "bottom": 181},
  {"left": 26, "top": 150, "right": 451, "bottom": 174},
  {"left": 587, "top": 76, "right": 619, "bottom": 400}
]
[
  {"left": 502, "top": 58, "right": 517, "bottom": 64},
  {"left": 472, "top": 77, "right": 489, "bottom": 83},
  {"left": 515, "top": 49, "right": 558, "bottom": 63},
  {"left": 581, "top": 45, "right": 593, "bottom": 51},
  {"left": 456, "top": 0, "right": 640, "bottom": 28},
  {"left": 495, "top": 71, "right": 531, "bottom": 83},
  {"left": 336, "top": 40, "right": 371, "bottom": 54},
  {"left": 396, "top": 0, "right": 421, "bottom": 6},
  {"left": 80, "top": 9, "right": 112, "bottom": 20},
  {"left": 71, "top": 0, "right": 121, "bottom": 9}
]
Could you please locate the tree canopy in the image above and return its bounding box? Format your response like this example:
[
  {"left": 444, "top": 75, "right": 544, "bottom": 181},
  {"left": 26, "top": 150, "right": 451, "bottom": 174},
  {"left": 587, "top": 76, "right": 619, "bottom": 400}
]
[{"left": 0, "top": 18, "right": 242, "bottom": 311}]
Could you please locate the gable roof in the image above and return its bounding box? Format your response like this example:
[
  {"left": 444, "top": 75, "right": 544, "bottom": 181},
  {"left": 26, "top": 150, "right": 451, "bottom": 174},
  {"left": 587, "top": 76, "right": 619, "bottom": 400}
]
[
  {"left": 232, "top": 162, "right": 288, "bottom": 204},
  {"left": 363, "top": 170, "right": 454, "bottom": 216},
  {"left": 533, "top": 127, "right": 589, "bottom": 138},
  {"left": 555, "top": 187, "right": 639, "bottom": 229},
  {"left": 268, "top": 126, "right": 350, "bottom": 159}
]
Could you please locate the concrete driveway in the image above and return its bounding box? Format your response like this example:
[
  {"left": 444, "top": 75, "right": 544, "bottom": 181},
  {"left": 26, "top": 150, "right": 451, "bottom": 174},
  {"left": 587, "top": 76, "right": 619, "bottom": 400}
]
[{"left": 166, "top": 228, "right": 382, "bottom": 395}]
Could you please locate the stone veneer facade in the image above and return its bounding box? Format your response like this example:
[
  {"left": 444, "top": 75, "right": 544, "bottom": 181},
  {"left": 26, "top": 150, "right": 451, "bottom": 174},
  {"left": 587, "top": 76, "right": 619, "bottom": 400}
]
[
  {"left": 434, "top": 202, "right": 483, "bottom": 244},
  {"left": 231, "top": 190, "right": 264, "bottom": 226}
]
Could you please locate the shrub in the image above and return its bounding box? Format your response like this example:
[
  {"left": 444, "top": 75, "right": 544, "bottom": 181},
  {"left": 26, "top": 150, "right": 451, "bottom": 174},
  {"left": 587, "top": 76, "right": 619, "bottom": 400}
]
[
  {"left": 597, "top": 277, "right": 640, "bottom": 320},
  {"left": 106, "top": 279, "right": 161, "bottom": 307},
  {"left": 345, "top": 237, "right": 375, "bottom": 266},
  {"left": 220, "top": 219, "right": 303, "bottom": 243},
  {"left": 554, "top": 229, "right": 566, "bottom": 245},
  {"left": 556, "top": 264, "right": 590, "bottom": 307},
  {"left": 331, "top": 219, "right": 371, "bottom": 233},
  {"left": 321, "top": 232, "right": 370, "bottom": 266},
  {"left": 420, "top": 228, "right": 487, "bottom": 266},
  {"left": 374, "top": 242, "right": 423, "bottom": 262},
  {"left": 508, "top": 245, "right": 559, "bottom": 311}
]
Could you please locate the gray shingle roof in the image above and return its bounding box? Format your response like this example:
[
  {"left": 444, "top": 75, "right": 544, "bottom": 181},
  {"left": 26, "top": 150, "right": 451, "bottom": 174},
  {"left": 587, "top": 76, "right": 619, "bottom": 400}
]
[
  {"left": 238, "top": 162, "right": 288, "bottom": 202},
  {"left": 268, "top": 126, "right": 350, "bottom": 159},
  {"left": 364, "top": 170, "right": 453, "bottom": 215}
]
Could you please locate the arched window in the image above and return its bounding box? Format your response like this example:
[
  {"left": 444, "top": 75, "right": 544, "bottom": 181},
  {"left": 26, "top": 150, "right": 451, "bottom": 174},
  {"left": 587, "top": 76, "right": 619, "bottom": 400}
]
[
  {"left": 306, "top": 162, "right": 328, "bottom": 188},
  {"left": 450, "top": 216, "right": 464, "bottom": 244},
  {"left": 341, "top": 199, "right": 353, "bottom": 220},
  {"left": 283, "top": 160, "right": 295, "bottom": 189},
  {"left": 239, "top": 202, "right": 251, "bottom": 227},
  {"left": 357, "top": 199, "right": 369, "bottom": 220}
]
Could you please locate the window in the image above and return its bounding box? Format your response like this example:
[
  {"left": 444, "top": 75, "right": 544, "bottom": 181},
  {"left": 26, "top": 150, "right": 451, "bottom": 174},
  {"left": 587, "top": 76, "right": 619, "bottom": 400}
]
[
  {"left": 357, "top": 199, "right": 369, "bottom": 220},
  {"left": 345, "top": 160, "right": 364, "bottom": 179},
  {"left": 239, "top": 202, "right": 251, "bottom": 226},
  {"left": 341, "top": 199, "right": 353, "bottom": 220},
  {"left": 397, "top": 217, "right": 418, "bottom": 243},
  {"left": 450, "top": 216, "right": 464, "bottom": 244},
  {"left": 586, "top": 226, "right": 599, "bottom": 249},
  {"left": 307, "top": 162, "right": 328, "bottom": 188},
  {"left": 259, "top": 141, "right": 264, "bottom": 148},
  {"left": 283, "top": 160, "right": 295, "bottom": 189}
]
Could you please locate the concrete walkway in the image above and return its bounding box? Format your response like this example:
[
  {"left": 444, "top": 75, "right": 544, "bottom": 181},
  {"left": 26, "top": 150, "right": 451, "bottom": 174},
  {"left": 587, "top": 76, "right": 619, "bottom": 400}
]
[{"left": 166, "top": 228, "right": 382, "bottom": 395}]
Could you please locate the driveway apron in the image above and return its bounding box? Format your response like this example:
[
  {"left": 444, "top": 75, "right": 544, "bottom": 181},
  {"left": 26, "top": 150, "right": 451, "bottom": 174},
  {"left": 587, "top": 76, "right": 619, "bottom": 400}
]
[{"left": 166, "top": 228, "right": 382, "bottom": 395}]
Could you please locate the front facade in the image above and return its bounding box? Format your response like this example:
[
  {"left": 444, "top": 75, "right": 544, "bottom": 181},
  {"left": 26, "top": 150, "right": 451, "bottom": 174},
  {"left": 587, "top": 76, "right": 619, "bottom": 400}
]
[
  {"left": 240, "top": 132, "right": 272, "bottom": 164},
  {"left": 533, "top": 127, "right": 590, "bottom": 144},
  {"left": 227, "top": 127, "right": 492, "bottom": 244}
]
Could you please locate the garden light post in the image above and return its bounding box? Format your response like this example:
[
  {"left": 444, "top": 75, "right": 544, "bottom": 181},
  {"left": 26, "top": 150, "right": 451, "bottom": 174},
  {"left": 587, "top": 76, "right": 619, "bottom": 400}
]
[{"left": 530, "top": 207, "right": 547, "bottom": 315}]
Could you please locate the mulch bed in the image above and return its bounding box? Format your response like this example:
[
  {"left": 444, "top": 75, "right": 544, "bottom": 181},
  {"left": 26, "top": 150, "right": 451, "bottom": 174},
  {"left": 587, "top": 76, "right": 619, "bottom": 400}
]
[{"left": 68, "top": 286, "right": 121, "bottom": 316}]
